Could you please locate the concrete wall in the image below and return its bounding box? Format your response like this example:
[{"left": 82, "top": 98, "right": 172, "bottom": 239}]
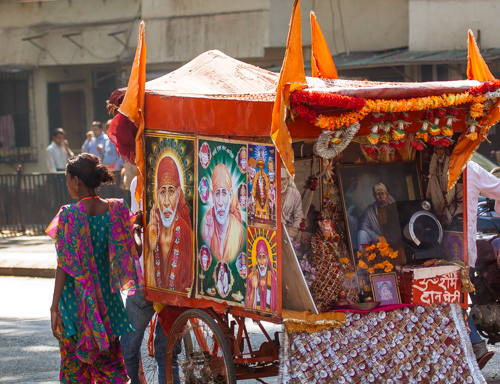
[
  {"left": 409, "top": 0, "right": 500, "bottom": 50},
  {"left": 0, "top": 0, "right": 140, "bottom": 68},
  {"left": 1, "top": 0, "right": 500, "bottom": 174}
]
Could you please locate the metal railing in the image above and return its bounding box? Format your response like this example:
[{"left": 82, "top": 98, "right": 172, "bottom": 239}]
[{"left": 0, "top": 168, "right": 128, "bottom": 236}]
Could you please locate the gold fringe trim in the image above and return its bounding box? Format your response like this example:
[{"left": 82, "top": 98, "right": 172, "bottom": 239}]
[{"left": 282, "top": 309, "right": 346, "bottom": 333}]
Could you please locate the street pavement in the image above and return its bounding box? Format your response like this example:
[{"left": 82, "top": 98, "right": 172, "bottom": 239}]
[{"left": 1, "top": 236, "right": 500, "bottom": 383}]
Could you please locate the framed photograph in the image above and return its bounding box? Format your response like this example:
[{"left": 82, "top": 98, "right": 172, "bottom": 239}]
[
  {"left": 370, "top": 273, "right": 401, "bottom": 305},
  {"left": 337, "top": 162, "right": 421, "bottom": 257},
  {"left": 442, "top": 230, "right": 464, "bottom": 262}
]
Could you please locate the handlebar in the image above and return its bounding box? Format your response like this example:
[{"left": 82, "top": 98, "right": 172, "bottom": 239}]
[{"left": 478, "top": 198, "right": 496, "bottom": 216}]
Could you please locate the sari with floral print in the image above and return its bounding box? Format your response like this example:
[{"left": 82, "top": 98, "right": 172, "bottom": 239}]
[{"left": 46, "top": 198, "right": 143, "bottom": 364}]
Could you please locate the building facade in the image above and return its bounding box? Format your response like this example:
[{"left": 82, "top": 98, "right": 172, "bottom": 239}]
[{"left": 1, "top": 0, "right": 499, "bottom": 173}]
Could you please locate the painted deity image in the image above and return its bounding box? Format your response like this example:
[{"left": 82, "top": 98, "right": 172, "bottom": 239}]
[
  {"left": 246, "top": 227, "right": 277, "bottom": 313},
  {"left": 144, "top": 133, "right": 195, "bottom": 294},
  {"left": 248, "top": 144, "right": 277, "bottom": 228},
  {"left": 197, "top": 138, "right": 247, "bottom": 304}
]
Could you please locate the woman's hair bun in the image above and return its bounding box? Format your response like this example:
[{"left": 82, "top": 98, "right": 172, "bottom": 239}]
[{"left": 66, "top": 153, "right": 116, "bottom": 188}]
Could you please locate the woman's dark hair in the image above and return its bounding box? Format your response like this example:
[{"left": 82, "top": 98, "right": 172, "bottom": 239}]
[{"left": 66, "top": 153, "right": 116, "bottom": 189}]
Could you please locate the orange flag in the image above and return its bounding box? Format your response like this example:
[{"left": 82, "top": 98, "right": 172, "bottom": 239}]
[
  {"left": 271, "top": 0, "right": 307, "bottom": 179},
  {"left": 467, "top": 30, "right": 494, "bottom": 81},
  {"left": 310, "top": 11, "right": 338, "bottom": 79},
  {"left": 119, "top": 21, "right": 147, "bottom": 205},
  {"left": 448, "top": 30, "right": 499, "bottom": 190}
]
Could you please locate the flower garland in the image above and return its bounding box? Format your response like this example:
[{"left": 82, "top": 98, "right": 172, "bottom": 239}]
[
  {"left": 291, "top": 80, "right": 500, "bottom": 130},
  {"left": 291, "top": 80, "right": 500, "bottom": 156},
  {"left": 291, "top": 90, "right": 366, "bottom": 110},
  {"left": 356, "top": 237, "right": 398, "bottom": 275},
  {"left": 168, "top": 217, "right": 181, "bottom": 290}
]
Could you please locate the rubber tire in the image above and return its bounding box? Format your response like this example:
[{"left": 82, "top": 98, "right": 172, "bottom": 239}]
[{"left": 165, "top": 309, "right": 236, "bottom": 384}]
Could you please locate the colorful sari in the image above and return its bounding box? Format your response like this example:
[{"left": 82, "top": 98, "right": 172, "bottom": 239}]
[{"left": 46, "top": 198, "right": 143, "bottom": 364}]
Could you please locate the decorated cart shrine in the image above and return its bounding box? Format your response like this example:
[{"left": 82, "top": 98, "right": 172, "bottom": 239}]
[{"left": 106, "top": 1, "right": 500, "bottom": 382}]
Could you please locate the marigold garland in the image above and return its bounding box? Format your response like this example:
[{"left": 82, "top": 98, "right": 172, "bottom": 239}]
[
  {"left": 291, "top": 88, "right": 492, "bottom": 132},
  {"left": 290, "top": 81, "right": 500, "bottom": 155},
  {"left": 356, "top": 237, "right": 397, "bottom": 274}
]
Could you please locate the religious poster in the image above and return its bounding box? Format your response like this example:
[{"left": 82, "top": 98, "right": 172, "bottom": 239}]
[
  {"left": 196, "top": 138, "right": 247, "bottom": 305},
  {"left": 246, "top": 227, "right": 278, "bottom": 313},
  {"left": 143, "top": 131, "right": 195, "bottom": 295},
  {"left": 247, "top": 143, "right": 277, "bottom": 229}
]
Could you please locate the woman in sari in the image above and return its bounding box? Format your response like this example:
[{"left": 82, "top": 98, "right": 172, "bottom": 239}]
[{"left": 47, "top": 153, "right": 143, "bottom": 383}]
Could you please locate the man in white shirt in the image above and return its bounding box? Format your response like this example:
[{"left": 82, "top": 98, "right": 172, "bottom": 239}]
[
  {"left": 45, "top": 128, "right": 73, "bottom": 173},
  {"left": 81, "top": 121, "right": 107, "bottom": 160},
  {"left": 464, "top": 160, "right": 500, "bottom": 369}
]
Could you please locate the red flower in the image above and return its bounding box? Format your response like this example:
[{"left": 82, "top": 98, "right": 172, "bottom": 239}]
[
  {"left": 293, "top": 104, "right": 317, "bottom": 123},
  {"left": 422, "top": 110, "right": 434, "bottom": 121},
  {"left": 434, "top": 109, "right": 446, "bottom": 119},
  {"left": 391, "top": 140, "right": 405, "bottom": 149},
  {"left": 439, "top": 137, "right": 453, "bottom": 147},
  {"left": 385, "top": 114, "right": 397, "bottom": 122},
  {"left": 411, "top": 140, "right": 425, "bottom": 151},
  {"left": 428, "top": 136, "right": 441, "bottom": 145},
  {"left": 291, "top": 90, "right": 366, "bottom": 110},
  {"left": 371, "top": 114, "right": 385, "bottom": 123},
  {"left": 379, "top": 144, "right": 391, "bottom": 152},
  {"left": 446, "top": 107, "right": 458, "bottom": 116},
  {"left": 469, "top": 79, "right": 500, "bottom": 96},
  {"left": 397, "top": 112, "right": 410, "bottom": 121},
  {"left": 362, "top": 144, "right": 377, "bottom": 154}
]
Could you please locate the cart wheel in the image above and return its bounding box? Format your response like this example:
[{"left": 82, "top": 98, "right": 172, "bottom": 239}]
[
  {"left": 139, "top": 315, "right": 159, "bottom": 384},
  {"left": 165, "top": 309, "right": 236, "bottom": 384}
]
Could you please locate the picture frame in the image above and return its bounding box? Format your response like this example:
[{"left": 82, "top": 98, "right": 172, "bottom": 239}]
[
  {"left": 370, "top": 272, "right": 401, "bottom": 306},
  {"left": 337, "top": 162, "right": 422, "bottom": 257}
]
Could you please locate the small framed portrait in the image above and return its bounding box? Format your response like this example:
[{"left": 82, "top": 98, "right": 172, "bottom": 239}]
[
  {"left": 237, "top": 147, "right": 248, "bottom": 173},
  {"left": 214, "top": 261, "right": 233, "bottom": 298},
  {"left": 199, "top": 177, "right": 210, "bottom": 203},
  {"left": 199, "top": 245, "right": 212, "bottom": 271},
  {"left": 370, "top": 273, "right": 401, "bottom": 306},
  {"left": 237, "top": 252, "right": 248, "bottom": 279},
  {"left": 199, "top": 142, "right": 211, "bottom": 169},
  {"left": 237, "top": 183, "right": 248, "bottom": 209}
]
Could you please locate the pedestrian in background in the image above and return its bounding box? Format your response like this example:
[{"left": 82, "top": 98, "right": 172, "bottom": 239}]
[
  {"left": 46, "top": 153, "right": 143, "bottom": 383},
  {"left": 46, "top": 128, "right": 73, "bottom": 173},
  {"left": 81, "top": 121, "right": 107, "bottom": 160},
  {"left": 102, "top": 119, "right": 124, "bottom": 171}
]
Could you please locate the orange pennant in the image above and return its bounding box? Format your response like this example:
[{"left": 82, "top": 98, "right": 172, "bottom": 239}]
[
  {"left": 119, "top": 21, "right": 147, "bottom": 206},
  {"left": 310, "top": 11, "right": 338, "bottom": 79},
  {"left": 271, "top": 0, "right": 307, "bottom": 179},
  {"left": 448, "top": 30, "right": 499, "bottom": 190},
  {"left": 467, "top": 30, "right": 494, "bottom": 81}
]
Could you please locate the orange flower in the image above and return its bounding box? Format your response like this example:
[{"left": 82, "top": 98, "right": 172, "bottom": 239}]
[
  {"left": 314, "top": 92, "right": 476, "bottom": 131},
  {"left": 339, "top": 257, "right": 350, "bottom": 264},
  {"left": 367, "top": 253, "right": 377, "bottom": 261},
  {"left": 358, "top": 260, "right": 368, "bottom": 269},
  {"left": 366, "top": 244, "right": 376, "bottom": 252}
]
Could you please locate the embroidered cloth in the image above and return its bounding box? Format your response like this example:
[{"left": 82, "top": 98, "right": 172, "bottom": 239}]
[
  {"left": 281, "top": 303, "right": 485, "bottom": 383},
  {"left": 46, "top": 199, "right": 143, "bottom": 363}
]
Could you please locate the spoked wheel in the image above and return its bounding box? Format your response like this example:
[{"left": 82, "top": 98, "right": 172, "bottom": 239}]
[
  {"left": 165, "top": 309, "right": 236, "bottom": 384},
  {"left": 139, "top": 314, "right": 159, "bottom": 384}
]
